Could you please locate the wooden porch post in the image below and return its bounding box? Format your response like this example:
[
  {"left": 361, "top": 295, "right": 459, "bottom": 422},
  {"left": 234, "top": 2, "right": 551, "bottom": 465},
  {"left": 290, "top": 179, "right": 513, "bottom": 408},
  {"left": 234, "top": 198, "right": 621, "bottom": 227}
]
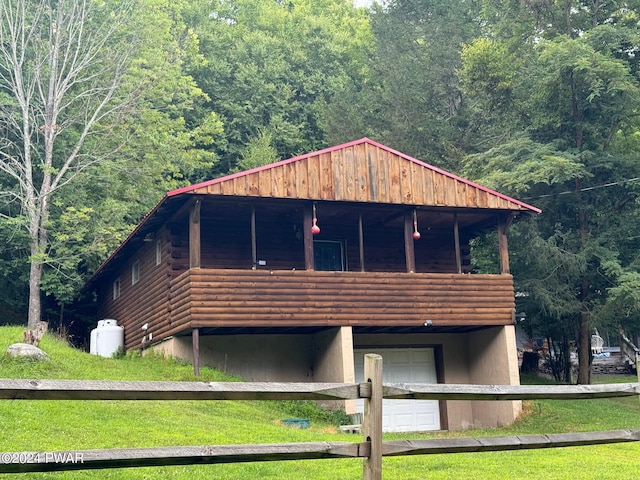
[
  {"left": 453, "top": 213, "right": 462, "bottom": 274},
  {"left": 404, "top": 211, "right": 416, "bottom": 273},
  {"left": 189, "top": 199, "right": 202, "bottom": 269},
  {"left": 192, "top": 328, "right": 200, "bottom": 377},
  {"left": 498, "top": 214, "right": 513, "bottom": 275},
  {"left": 303, "top": 203, "right": 314, "bottom": 270},
  {"left": 251, "top": 206, "right": 257, "bottom": 269},
  {"left": 359, "top": 213, "right": 365, "bottom": 272}
]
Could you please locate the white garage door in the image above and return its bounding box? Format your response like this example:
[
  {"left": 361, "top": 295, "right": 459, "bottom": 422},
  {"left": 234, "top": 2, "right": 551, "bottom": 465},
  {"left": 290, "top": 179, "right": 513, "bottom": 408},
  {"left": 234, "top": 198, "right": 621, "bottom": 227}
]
[{"left": 354, "top": 348, "right": 441, "bottom": 432}]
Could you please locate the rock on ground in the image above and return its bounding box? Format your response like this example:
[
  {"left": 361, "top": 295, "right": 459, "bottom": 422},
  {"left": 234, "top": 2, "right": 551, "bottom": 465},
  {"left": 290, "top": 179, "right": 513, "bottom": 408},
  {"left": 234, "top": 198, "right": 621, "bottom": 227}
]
[{"left": 6, "top": 343, "right": 50, "bottom": 361}]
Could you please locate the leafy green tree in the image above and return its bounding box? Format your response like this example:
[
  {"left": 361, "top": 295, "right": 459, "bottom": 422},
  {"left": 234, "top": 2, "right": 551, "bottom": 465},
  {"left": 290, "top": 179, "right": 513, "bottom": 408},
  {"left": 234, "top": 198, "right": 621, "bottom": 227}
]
[
  {"left": 42, "top": 0, "right": 223, "bottom": 322},
  {"left": 184, "top": 0, "right": 372, "bottom": 175},
  {"left": 460, "top": 1, "right": 640, "bottom": 383},
  {"left": 598, "top": 260, "right": 640, "bottom": 338},
  {"left": 233, "top": 130, "right": 280, "bottom": 172},
  {"left": 0, "top": 0, "right": 141, "bottom": 328},
  {"left": 323, "top": 0, "right": 483, "bottom": 170},
  {"left": 0, "top": 0, "right": 221, "bottom": 327}
]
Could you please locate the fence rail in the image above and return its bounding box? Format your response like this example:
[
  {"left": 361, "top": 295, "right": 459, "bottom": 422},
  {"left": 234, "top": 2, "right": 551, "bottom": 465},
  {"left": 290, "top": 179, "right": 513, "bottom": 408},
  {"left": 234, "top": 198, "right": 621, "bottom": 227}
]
[
  {"left": 2, "top": 378, "right": 637, "bottom": 401},
  {"left": 1, "top": 354, "right": 639, "bottom": 479},
  {"left": 0, "top": 379, "right": 360, "bottom": 401},
  {"left": 3, "top": 430, "right": 640, "bottom": 474}
]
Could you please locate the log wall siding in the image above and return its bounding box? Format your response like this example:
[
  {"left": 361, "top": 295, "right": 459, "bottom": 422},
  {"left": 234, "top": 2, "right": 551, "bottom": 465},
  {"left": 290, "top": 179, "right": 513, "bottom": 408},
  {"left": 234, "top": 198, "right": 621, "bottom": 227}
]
[
  {"left": 189, "top": 143, "right": 531, "bottom": 211},
  {"left": 98, "top": 228, "right": 172, "bottom": 350},
  {"left": 169, "top": 220, "right": 189, "bottom": 272},
  {"left": 171, "top": 270, "right": 515, "bottom": 329}
]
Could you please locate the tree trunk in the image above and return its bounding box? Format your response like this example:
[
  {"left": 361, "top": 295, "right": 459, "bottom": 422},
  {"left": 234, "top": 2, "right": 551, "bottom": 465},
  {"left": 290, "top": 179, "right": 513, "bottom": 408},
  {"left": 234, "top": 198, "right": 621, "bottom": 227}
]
[
  {"left": 577, "top": 271, "right": 592, "bottom": 384},
  {"left": 564, "top": 0, "right": 572, "bottom": 37},
  {"left": 576, "top": 245, "right": 592, "bottom": 384},
  {"left": 562, "top": 336, "right": 572, "bottom": 383},
  {"left": 27, "top": 200, "right": 48, "bottom": 329},
  {"left": 27, "top": 258, "right": 43, "bottom": 329},
  {"left": 575, "top": 171, "right": 591, "bottom": 384},
  {"left": 577, "top": 308, "right": 592, "bottom": 384}
]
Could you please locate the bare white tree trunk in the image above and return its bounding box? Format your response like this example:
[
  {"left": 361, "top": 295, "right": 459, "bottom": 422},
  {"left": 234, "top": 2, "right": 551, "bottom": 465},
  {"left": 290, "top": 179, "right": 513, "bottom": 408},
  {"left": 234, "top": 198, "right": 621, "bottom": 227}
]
[
  {"left": 27, "top": 259, "right": 43, "bottom": 329},
  {"left": 0, "top": 0, "right": 136, "bottom": 327}
]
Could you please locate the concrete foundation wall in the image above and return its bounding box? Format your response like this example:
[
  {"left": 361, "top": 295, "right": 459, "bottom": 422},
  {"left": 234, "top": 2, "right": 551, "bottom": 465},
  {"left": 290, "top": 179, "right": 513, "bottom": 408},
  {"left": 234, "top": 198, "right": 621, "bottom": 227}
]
[
  {"left": 467, "top": 325, "right": 522, "bottom": 428},
  {"left": 151, "top": 328, "right": 354, "bottom": 384},
  {"left": 311, "top": 327, "right": 356, "bottom": 412},
  {"left": 151, "top": 333, "right": 313, "bottom": 381}
]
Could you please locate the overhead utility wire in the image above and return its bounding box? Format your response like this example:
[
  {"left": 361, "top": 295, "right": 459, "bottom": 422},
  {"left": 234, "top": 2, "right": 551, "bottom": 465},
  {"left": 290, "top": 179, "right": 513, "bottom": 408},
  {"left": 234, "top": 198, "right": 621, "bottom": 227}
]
[{"left": 522, "top": 177, "right": 640, "bottom": 200}]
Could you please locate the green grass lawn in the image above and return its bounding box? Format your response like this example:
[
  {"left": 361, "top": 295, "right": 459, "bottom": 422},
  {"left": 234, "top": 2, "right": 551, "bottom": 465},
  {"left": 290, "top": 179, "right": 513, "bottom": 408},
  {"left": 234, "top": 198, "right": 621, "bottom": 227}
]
[{"left": 1, "top": 326, "right": 640, "bottom": 479}]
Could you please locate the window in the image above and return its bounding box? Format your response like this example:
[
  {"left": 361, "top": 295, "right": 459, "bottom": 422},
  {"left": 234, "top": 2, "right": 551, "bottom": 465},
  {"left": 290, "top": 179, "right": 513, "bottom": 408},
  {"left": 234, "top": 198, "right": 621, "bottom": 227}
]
[
  {"left": 155, "top": 239, "right": 162, "bottom": 266},
  {"left": 313, "top": 240, "right": 345, "bottom": 271},
  {"left": 132, "top": 260, "right": 140, "bottom": 285},
  {"left": 112, "top": 279, "right": 121, "bottom": 300}
]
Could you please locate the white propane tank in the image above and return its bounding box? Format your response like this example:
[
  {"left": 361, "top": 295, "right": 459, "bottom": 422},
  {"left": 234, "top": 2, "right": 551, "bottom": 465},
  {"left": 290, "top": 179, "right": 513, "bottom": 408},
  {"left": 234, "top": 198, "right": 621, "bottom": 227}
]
[
  {"left": 89, "top": 327, "right": 98, "bottom": 355},
  {"left": 92, "top": 319, "right": 124, "bottom": 357}
]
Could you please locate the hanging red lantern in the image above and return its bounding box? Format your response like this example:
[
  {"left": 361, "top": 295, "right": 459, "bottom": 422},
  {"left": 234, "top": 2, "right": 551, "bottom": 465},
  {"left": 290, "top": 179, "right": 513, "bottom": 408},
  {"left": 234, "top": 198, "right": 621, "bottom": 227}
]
[
  {"left": 412, "top": 209, "right": 421, "bottom": 240},
  {"left": 311, "top": 204, "right": 320, "bottom": 235}
]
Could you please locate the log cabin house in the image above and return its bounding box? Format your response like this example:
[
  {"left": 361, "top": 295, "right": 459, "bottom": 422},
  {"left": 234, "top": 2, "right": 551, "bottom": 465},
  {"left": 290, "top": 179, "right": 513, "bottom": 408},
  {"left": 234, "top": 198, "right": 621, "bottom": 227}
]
[{"left": 86, "top": 138, "right": 540, "bottom": 432}]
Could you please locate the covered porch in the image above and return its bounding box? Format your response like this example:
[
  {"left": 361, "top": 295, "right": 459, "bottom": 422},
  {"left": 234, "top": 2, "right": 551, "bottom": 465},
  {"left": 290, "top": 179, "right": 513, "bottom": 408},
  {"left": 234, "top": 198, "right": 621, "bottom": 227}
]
[{"left": 175, "top": 196, "right": 515, "bottom": 276}]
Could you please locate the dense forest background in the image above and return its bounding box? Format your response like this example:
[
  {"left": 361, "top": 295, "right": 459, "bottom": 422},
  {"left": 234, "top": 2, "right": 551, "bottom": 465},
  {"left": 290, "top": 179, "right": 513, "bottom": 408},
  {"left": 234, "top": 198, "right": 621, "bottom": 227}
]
[{"left": 2, "top": 0, "right": 640, "bottom": 383}]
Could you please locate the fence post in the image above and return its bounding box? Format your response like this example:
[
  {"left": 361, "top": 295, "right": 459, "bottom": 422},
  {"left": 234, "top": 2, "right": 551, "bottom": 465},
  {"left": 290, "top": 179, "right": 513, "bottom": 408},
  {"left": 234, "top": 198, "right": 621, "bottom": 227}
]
[
  {"left": 192, "top": 328, "right": 200, "bottom": 377},
  {"left": 362, "top": 353, "right": 383, "bottom": 480}
]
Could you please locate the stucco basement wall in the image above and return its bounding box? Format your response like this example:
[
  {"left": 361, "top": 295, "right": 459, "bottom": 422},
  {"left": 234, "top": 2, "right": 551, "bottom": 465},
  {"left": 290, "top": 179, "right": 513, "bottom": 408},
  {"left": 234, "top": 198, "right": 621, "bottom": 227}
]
[
  {"left": 467, "top": 325, "right": 522, "bottom": 427},
  {"left": 151, "top": 333, "right": 314, "bottom": 381},
  {"left": 311, "top": 327, "right": 356, "bottom": 411},
  {"left": 150, "top": 328, "right": 355, "bottom": 385}
]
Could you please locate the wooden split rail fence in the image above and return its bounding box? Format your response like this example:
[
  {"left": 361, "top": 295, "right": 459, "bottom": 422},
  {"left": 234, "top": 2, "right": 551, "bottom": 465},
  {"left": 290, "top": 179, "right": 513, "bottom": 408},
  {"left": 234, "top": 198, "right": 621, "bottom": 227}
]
[{"left": 1, "top": 354, "right": 640, "bottom": 479}]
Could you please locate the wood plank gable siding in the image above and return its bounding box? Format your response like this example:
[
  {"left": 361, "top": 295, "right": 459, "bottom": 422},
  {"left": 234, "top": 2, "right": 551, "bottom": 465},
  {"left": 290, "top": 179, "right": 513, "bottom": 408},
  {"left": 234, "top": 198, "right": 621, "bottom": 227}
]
[
  {"left": 183, "top": 140, "right": 534, "bottom": 211},
  {"left": 97, "top": 227, "right": 172, "bottom": 350},
  {"left": 141, "top": 270, "right": 516, "bottom": 347}
]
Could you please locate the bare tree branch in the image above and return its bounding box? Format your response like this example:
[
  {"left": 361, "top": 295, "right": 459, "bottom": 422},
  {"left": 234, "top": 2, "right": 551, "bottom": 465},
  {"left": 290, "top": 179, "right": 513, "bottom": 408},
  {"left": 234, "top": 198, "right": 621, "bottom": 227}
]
[{"left": 0, "top": 0, "right": 138, "bottom": 327}]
